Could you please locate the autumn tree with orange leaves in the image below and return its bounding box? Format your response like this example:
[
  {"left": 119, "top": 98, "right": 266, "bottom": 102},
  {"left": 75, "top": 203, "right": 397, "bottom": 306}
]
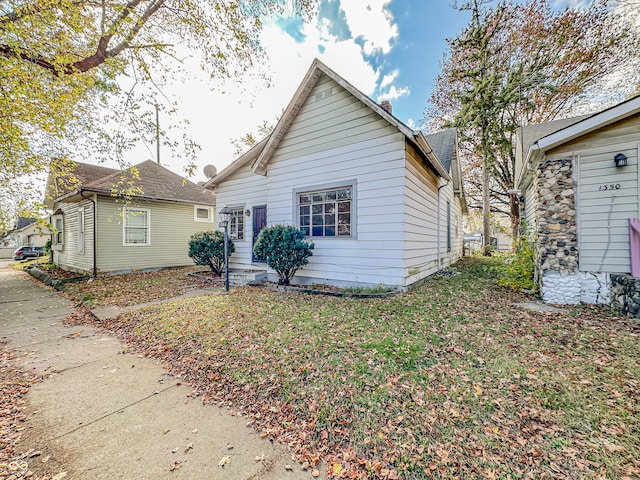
[{"left": 425, "top": 0, "right": 639, "bottom": 246}]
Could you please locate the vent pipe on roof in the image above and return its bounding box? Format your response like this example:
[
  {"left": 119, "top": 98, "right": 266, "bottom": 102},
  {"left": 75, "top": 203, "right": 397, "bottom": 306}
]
[{"left": 380, "top": 101, "right": 392, "bottom": 115}]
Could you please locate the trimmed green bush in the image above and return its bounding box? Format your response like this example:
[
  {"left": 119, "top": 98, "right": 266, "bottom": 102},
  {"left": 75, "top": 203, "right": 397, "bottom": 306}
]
[
  {"left": 253, "top": 225, "right": 314, "bottom": 285},
  {"left": 188, "top": 230, "right": 235, "bottom": 275}
]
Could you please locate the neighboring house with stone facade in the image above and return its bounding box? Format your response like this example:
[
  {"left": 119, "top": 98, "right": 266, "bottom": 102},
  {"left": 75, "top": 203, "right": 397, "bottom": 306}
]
[{"left": 515, "top": 94, "right": 640, "bottom": 312}]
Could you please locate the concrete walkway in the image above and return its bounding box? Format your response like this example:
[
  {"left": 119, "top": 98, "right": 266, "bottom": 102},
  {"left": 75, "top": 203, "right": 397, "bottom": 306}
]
[{"left": 0, "top": 263, "right": 322, "bottom": 479}]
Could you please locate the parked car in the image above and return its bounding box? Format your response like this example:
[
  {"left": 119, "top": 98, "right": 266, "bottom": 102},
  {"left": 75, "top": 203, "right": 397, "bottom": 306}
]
[{"left": 13, "top": 246, "right": 45, "bottom": 260}]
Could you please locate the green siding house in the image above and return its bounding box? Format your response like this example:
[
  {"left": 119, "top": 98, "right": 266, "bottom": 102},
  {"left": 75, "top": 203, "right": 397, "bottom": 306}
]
[{"left": 45, "top": 160, "right": 216, "bottom": 275}]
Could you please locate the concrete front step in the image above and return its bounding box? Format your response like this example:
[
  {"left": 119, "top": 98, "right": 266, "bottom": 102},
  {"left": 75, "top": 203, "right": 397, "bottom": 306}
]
[{"left": 228, "top": 270, "right": 267, "bottom": 286}]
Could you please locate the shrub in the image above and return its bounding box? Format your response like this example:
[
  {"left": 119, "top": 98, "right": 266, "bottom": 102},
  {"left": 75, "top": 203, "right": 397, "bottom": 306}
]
[
  {"left": 498, "top": 229, "right": 536, "bottom": 292},
  {"left": 188, "top": 231, "right": 235, "bottom": 275},
  {"left": 253, "top": 225, "right": 314, "bottom": 285}
]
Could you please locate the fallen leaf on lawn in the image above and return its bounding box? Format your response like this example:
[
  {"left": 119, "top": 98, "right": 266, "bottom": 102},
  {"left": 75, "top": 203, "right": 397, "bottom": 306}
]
[
  {"left": 41, "top": 455, "right": 50, "bottom": 463},
  {"left": 227, "top": 444, "right": 234, "bottom": 450},
  {"left": 218, "top": 455, "right": 231, "bottom": 467},
  {"left": 311, "top": 469, "right": 320, "bottom": 477},
  {"left": 171, "top": 447, "right": 178, "bottom": 453},
  {"left": 163, "top": 429, "right": 170, "bottom": 434},
  {"left": 285, "top": 464, "right": 294, "bottom": 471},
  {"left": 52, "top": 473, "right": 67, "bottom": 480},
  {"left": 333, "top": 463, "right": 342, "bottom": 474},
  {"left": 169, "top": 460, "right": 181, "bottom": 471},
  {"left": 192, "top": 428, "right": 198, "bottom": 434},
  {"left": 474, "top": 384, "right": 483, "bottom": 397},
  {"left": 184, "top": 442, "right": 193, "bottom": 453},
  {"left": 255, "top": 453, "right": 266, "bottom": 462}
]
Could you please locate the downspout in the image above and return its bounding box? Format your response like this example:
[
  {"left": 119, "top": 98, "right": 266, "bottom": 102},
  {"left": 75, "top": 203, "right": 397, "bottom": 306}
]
[
  {"left": 437, "top": 179, "right": 450, "bottom": 272},
  {"left": 80, "top": 190, "right": 97, "bottom": 278}
]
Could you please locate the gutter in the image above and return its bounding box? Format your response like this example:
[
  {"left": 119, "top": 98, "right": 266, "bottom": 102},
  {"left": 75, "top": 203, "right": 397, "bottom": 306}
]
[
  {"left": 80, "top": 189, "right": 98, "bottom": 278},
  {"left": 437, "top": 179, "right": 450, "bottom": 272}
]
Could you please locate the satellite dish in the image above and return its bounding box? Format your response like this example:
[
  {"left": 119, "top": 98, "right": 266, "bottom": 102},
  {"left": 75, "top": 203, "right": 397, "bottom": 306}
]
[{"left": 203, "top": 165, "right": 217, "bottom": 179}]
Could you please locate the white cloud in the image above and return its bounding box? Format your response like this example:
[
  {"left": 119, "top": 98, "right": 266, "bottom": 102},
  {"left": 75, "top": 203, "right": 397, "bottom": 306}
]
[
  {"left": 380, "top": 69, "right": 399, "bottom": 89},
  {"left": 378, "top": 85, "right": 410, "bottom": 102},
  {"left": 119, "top": 2, "right": 400, "bottom": 182},
  {"left": 339, "top": 0, "right": 398, "bottom": 55}
]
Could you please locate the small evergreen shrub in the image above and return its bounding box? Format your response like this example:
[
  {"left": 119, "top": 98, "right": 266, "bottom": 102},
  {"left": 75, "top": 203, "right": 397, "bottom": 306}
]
[
  {"left": 188, "top": 231, "right": 235, "bottom": 275},
  {"left": 253, "top": 225, "right": 314, "bottom": 285},
  {"left": 498, "top": 229, "right": 536, "bottom": 292}
]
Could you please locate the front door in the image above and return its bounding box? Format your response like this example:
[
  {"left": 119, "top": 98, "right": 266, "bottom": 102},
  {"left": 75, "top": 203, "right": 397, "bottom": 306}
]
[{"left": 252, "top": 205, "right": 267, "bottom": 263}]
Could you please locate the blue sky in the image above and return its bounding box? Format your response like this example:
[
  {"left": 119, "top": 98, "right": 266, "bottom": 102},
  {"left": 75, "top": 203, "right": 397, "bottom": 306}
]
[{"left": 139, "top": 0, "right": 587, "bottom": 179}]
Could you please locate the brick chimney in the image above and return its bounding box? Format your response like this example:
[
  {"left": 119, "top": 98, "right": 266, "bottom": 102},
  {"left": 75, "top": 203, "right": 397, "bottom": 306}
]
[{"left": 380, "top": 100, "right": 392, "bottom": 115}]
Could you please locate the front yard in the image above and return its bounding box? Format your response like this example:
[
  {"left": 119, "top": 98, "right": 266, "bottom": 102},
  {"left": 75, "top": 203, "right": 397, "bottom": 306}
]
[{"left": 65, "top": 258, "right": 640, "bottom": 479}]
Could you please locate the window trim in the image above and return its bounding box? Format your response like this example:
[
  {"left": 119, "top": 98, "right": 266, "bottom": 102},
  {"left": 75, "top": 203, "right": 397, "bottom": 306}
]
[
  {"left": 194, "top": 205, "right": 214, "bottom": 223},
  {"left": 293, "top": 180, "right": 357, "bottom": 239},
  {"left": 228, "top": 206, "right": 245, "bottom": 241},
  {"left": 78, "top": 207, "right": 85, "bottom": 253},
  {"left": 123, "top": 207, "right": 151, "bottom": 246},
  {"left": 53, "top": 214, "right": 64, "bottom": 246}
]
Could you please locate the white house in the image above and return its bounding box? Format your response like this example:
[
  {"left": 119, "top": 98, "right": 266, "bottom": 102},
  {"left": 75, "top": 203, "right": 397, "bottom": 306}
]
[
  {"left": 205, "top": 59, "right": 467, "bottom": 290},
  {"left": 515, "top": 94, "right": 640, "bottom": 311}
]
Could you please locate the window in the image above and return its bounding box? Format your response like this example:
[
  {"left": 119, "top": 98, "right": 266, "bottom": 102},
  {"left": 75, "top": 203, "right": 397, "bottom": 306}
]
[
  {"left": 298, "top": 186, "right": 352, "bottom": 237},
  {"left": 447, "top": 201, "right": 451, "bottom": 251},
  {"left": 229, "top": 208, "right": 244, "bottom": 240},
  {"left": 53, "top": 215, "right": 64, "bottom": 245},
  {"left": 123, "top": 208, "right": 150, "bottom": 246},
  {"left": 194, "top": 205, "right": 213, "bottom": 222},
  {"left": 78, "top": 208, "right": 85, "bottom": 253}
]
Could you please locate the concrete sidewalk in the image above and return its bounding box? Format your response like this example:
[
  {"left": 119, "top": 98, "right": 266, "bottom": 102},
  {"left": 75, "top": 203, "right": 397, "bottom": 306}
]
[{"left": 0, "top": 264, "right": 323, "bottom": 479}]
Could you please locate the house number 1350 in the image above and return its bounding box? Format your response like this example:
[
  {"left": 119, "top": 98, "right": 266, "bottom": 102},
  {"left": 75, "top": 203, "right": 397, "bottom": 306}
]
[{"left": 599, "top": 184, "right": 621, "bottom": 191}]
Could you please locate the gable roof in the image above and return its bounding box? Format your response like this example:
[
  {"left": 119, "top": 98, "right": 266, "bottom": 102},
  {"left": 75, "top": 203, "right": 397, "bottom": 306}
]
[
  {"left": 206, "top": 59, "right": 450, "bottom": 187},
  {"left": 424, "top": 128, "right": 457, "bottom": 174},
  {"left": 519, "top": 115, "right": 590, "bottom": 159},
  {"left": 516, "top": 94, "right": 640, "bottom": 188},
  {"left": 48, "top": 160, "right": 215, "bottom": 206}
]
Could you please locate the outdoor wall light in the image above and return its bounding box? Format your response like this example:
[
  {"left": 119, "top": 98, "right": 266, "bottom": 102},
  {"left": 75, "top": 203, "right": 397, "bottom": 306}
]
[
  {"left": 614, "top": 153, "right": 628, "bottom": 168},
  {"left": 245, "top": 209, "right": 251, "bottom": 217}
]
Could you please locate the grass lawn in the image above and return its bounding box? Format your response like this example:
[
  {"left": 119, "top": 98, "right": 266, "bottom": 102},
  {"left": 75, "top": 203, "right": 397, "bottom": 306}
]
[
  {"left": 62, "top": 266, "right": 206, "bottom": 307},
  {"left": 66, "top": 257, "right": 640, "bottom": 479}
]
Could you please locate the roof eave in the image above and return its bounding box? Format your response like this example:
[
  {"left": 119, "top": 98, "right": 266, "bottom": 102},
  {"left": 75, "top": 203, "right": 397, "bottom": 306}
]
[
  {"left": 413, "top": 133, "right": 451, "bottom": 180},
  {"left": 537, "top": 95, "right": 640, "bottom": 151}
]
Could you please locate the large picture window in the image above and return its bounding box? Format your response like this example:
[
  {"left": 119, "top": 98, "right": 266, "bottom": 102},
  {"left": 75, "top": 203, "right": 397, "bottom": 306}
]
[
  {"left": 123, "top": 208, "right": 150, "bottom": 246},
  {"left": 298, "top": 186, "right": 352, "bottom": 237},
  {"left": 229, "top": 208, "right": 244, "bottom": 240}
]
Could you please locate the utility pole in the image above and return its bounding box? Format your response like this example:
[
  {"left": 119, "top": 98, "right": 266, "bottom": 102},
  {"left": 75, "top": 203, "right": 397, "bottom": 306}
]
[{"left": 155, "top": 103, "right": 160, "bottom": 165}]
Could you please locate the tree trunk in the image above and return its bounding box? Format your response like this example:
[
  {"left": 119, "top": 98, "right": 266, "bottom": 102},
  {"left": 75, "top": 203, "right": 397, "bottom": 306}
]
[
  {"left": 510, "top": 194, "right": 521, "bottom": 242},
  {"left": 482, "top": 158, "right": 491, "bottom": 256}
]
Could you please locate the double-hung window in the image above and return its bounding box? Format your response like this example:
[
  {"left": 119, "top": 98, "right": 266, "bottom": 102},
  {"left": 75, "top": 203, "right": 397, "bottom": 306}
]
[
  {"left": 229, "top": 208, "right": 244, "bottom": 240},
  {"left": 298, "top": 186, "right": 352, "bottom": 237},
  {"left": 53, "top": 214, "right": 64, "bottom": 246},
  {"left": 123, "top": 207, "right": 150, "bottom": 246}
]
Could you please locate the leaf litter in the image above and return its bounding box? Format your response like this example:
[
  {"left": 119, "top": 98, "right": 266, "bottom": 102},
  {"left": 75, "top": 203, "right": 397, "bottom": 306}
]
[{"left": 63, "top": 257, "right": 640, "bottom": 479}]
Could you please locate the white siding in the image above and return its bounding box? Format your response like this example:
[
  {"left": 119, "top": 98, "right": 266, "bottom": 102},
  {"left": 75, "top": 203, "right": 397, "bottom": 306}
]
[
  {"left": 524, "top": 182, "right": 537, "bottom": 237},
  {"left": 215, "top": 163, "right": 268, "bottom": 271},
  {"left": 214, "top": 73, "right": 465, "bottom": 288},
  {"left": 577, "top": 144, "right": 638, "bottom": 273},
  {"left": 403, "top": 145, "right": 463, "bottom": 284}
]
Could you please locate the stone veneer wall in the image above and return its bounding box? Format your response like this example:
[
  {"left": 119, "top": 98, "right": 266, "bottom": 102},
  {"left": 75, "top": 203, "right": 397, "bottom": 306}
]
[
  {"left": 534, "top": 158, "right": 611, "bottom": 304},
  {"left": 610, "top": 274, "right": 640, "bottom": 317}
]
